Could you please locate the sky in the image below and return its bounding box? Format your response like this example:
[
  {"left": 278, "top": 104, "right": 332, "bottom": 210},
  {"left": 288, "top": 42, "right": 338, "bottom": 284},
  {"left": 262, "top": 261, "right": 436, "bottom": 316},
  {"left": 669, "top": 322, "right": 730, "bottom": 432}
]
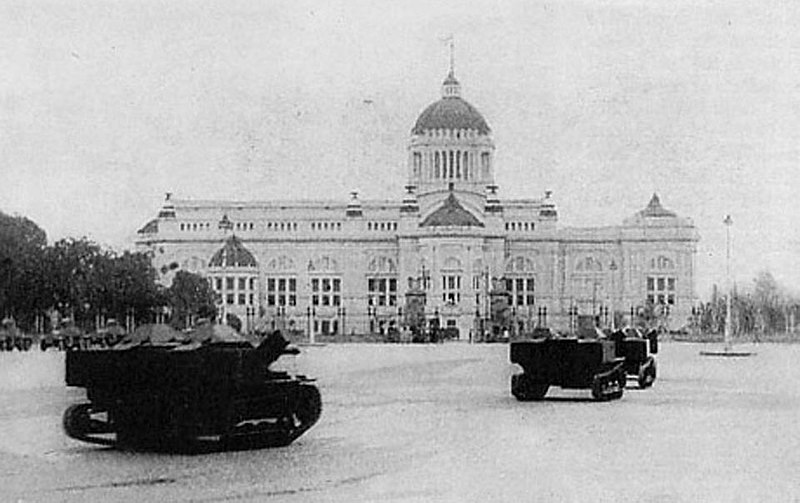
[{"left": 1, "top": 0, "right": 799, "bottom": 299}]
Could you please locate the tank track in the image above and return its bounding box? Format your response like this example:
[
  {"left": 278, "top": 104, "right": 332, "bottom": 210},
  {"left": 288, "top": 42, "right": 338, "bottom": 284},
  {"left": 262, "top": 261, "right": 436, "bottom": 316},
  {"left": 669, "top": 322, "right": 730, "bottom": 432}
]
[
  {"left": 636, "top": 357, "right": 657, "bottom": 389},
  {"left": 591, "top": 364, "right": 626, "bottom": 401},
  {"left": 63, "top": 383, "right": 322, "bottom": 451}
]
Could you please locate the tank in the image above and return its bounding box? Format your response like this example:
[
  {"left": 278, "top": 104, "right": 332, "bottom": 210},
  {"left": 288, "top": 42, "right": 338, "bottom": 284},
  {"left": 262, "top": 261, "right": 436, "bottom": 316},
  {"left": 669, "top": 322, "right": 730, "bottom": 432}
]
[
  {"left": 510, "top": 335, "right": 626, "bottom": 401},
  {"left": 611, "top": 327, "right": 658, "bottom": 389},
  {"left": 63, "top": 323, "right": 321, "bottom": 451}
]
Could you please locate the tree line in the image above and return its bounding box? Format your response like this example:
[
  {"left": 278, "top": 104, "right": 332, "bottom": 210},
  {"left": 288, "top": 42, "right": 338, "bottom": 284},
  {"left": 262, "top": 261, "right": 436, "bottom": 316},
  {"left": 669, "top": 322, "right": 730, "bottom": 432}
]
[
  {"left": 692, "top": 271, "right": 800, "bottom": 337},
  {"left": 0, "top": 211, "right": 217, "bottom": 333}
]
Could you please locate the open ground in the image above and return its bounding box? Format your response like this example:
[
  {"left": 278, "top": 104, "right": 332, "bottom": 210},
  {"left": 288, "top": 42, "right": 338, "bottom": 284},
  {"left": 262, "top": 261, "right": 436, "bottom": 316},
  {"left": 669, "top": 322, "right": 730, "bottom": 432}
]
[{"left": 0, "top": 342, "right": 797, "bottom": 502}]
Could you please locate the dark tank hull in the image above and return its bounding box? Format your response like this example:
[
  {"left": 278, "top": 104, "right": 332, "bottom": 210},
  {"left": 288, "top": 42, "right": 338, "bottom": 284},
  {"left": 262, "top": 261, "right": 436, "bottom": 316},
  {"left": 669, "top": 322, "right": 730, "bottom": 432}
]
[
  {"left": 612, "top": 328, "right": 658, "bottom": 389},
  {"left": 510, "top": 337, "right": 626, "bottom": 401},
  {"left": 63, "top": 326, "right": 321, "bottom": 451}
]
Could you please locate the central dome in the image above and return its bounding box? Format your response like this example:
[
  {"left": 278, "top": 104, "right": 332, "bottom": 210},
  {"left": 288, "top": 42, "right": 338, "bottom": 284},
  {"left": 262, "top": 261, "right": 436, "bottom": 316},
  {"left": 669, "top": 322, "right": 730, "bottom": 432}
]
[{"left": 411, "top": 72, "right": 491, "bottom": 135}]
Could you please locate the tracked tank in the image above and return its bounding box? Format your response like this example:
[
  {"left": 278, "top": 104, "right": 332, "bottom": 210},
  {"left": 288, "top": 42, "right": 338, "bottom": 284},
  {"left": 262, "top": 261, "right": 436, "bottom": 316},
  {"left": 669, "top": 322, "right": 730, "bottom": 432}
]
[
  {"left": 510, "top": 331, "right": 626, "bottom": 401},
  {"left": 63, "top": 323, "right": 321, "bottom": 451},
  {"left": 611, "top": 327, "right": 658, "bottom": 389}
]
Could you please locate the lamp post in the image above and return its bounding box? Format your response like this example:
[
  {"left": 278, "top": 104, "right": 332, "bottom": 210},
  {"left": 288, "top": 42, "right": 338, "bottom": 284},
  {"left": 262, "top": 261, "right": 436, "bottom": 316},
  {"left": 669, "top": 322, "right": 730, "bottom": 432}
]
[
  {"left": 609, "top": 260, "right": 617, "bottom": 331},
  {"left": 700, "top": 215, "right": 752, "bottom": 357},
  {"left": 723, "top": 214, "right": 733, "bottom": 352},
  {"left": 630, "top": 305, "right": 635, "bottom": 329},
  {"left": 338, "top": 306, "right": 346, "bottom": 337}
]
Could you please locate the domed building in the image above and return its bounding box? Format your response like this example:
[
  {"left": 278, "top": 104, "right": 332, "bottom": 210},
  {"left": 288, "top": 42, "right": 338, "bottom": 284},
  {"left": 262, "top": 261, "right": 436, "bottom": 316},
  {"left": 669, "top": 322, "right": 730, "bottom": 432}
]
[{"left": 137, "top": 68, "right": 699, "bottom": 338}]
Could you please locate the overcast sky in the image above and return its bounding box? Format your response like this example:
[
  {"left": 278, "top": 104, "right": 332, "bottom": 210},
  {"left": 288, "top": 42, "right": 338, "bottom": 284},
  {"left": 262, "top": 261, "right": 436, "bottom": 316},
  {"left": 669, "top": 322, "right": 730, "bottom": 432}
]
[{"left": 2, "top": 0, "right": 799, "bottom": 298}]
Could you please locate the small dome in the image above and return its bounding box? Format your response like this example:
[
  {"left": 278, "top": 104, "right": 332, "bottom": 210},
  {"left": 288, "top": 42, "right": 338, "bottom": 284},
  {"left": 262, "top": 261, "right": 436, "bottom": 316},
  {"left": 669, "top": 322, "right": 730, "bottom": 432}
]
[
  {"left": 137, "top": 219, "right": 158, "bottom": 234},
  {"left": 639, "top": 193, "right": 677, "bottom": 218},
  {"left": 209, "top": 235, "right": 257, "bottom": 268},
  {"left": 411, "top": 72, "right": 490, "bottom": 135}
]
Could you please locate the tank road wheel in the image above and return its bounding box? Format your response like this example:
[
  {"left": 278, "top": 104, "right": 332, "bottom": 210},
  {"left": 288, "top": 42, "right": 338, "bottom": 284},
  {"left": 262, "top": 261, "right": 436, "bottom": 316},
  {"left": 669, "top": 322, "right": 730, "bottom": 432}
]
[
  {"left": 592, "top": 370, "right": 625, "bottom": 401},
  {"left": 511, "top": 373, "right": 549, "bottom": 401},
  {"left": 609, "top": 369, "right": 625, "bottom": 400},
  {"left": 63, "top": 403, "right": 92, "bottom": 440},
  {"left": 292, "top": 384, "right": 322, "bottom": 436},
  {"left": 638, "top": 359, "right": 656, "bottom": 389},
  {"left": 269, "top": 384, "right": 323, "bottom": 447}
]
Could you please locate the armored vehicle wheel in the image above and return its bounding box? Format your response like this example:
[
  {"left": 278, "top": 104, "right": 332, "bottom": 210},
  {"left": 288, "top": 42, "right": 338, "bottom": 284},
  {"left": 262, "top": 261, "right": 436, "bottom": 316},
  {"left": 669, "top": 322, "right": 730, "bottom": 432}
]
[
  {"left": 511, "top": 373, "right": 549, "bottom": 401},
  {"left": 63, "top": 403, "right": 92, "bottom": 439},
  {"left": 637, "top": 359, "right": 656, "bottom": 389},
  {"left": 591, "top": 369, "right": 625, "bottom": 401},
  {"left": 285, "top": 384, "right": 322, "bottom": 443}
]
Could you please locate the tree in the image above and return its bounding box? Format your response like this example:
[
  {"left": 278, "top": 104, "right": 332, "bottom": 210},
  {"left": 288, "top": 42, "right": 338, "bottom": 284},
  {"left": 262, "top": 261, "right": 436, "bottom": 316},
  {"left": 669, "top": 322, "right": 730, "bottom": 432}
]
[
  {"left": 0, "top": 211, "right": 47, "bottom": 325},
  {"left": 167, "top": 271, "right": 218, "bottom": 329}
]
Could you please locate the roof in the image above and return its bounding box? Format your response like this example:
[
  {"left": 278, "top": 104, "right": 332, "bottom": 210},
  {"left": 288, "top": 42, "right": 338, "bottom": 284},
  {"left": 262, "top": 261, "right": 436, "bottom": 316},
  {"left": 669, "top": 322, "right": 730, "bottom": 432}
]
[
  {"left": 137, "top": 219, "right": 158, "bottom": 234},
  {"left": 420, "top": 192, "right": 484, "bottom": 228},
  {"left": 209, "top": 235, "right": 258, "bottom": 268},
  {"left": 639, "top": 193, "right": 677, "bottom": 218},
  {"left": 412, "top": 96, "right": 491, "bottom": 135}
]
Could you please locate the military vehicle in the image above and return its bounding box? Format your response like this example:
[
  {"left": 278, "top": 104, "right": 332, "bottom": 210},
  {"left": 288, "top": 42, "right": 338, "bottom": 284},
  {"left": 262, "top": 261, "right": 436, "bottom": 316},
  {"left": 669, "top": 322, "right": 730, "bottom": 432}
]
[
  {"left": 40, "top": 320, "right": 84, "bottom": 351},
  {"left": 63, "top": 323, "right": 321, "bottom": 451},
  {"left": 612, "top": 327, "right": 658, "bottom": 389},
  {"left": 510, "top": 335, "right": 626, "bottom": 401},
  {"left": 0, "top": 318, "right": 32, "bottom": 351}
]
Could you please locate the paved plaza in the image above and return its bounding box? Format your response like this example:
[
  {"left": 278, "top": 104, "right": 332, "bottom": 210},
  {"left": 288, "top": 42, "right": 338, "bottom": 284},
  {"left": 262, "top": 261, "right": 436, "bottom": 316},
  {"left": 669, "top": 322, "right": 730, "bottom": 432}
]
[{"left": 0, "top": 342, "right": 797, "bottom": 502}]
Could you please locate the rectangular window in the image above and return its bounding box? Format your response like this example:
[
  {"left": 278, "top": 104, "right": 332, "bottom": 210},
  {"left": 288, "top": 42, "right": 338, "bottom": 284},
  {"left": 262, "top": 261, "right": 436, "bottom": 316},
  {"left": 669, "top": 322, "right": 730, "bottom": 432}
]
[
  {"left": 238, "top": 278, "right": 246, "bottom": 290},
  {"left": 507, "top": 276, "right": 535, "bottom": 306},
  {"left": 333, "top": 278, "right": 340, "bottom": 292},
  {"left": 312, "top": 279, "right": 319, "bottom": 292},
  {"left": 215, "top": 278, "right": 222, "bottom": 290},
  {"left": 268, "top": 278, "right": 275, "bottom": 291},
  {"left": 312, "top": 295, "right": 319, "bottom": 306},
  {"left": 289, "top": 295, "right": 296, "bottom": 306},
  {"left": 278, "top": 278, "right": 286, "bottom": 291},
  {"left": 226, "top": 294, "right": 234, "bottom": 305},
  {"left": 442, "top": 274, "right": 462, "bottom": 306},
  {"left": 249, "top": 278, "right": 256, "bottom": 290},
  {"left": 289, "top": 278, "right": 297, "bottom": 292},
  {"left": 226, "top": 277, "right": 234, "bottom": 290},
  {"left": 238, "top": 294, "right": 246, "bottom": 305},
  {"left": 249, "top": 294, "right": 254, "bottom": 305},
  {"left": 267, "top": 295, "right": 275, "bottom": 306},
  {"left": 647, "top": 275, "right": 676, "bottom": 306}
]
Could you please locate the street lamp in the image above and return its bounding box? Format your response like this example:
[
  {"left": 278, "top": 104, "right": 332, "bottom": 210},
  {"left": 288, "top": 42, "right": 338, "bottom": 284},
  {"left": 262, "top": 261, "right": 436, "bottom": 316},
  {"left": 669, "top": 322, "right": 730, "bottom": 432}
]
[
  {"left": 723, "top": 214, "right": 733, "bottom": 352},
  {"left": 700, "top": 215, "right": 753, "bottom": 357},
  {"left": 337, "top": 306, "right": 346, "bottom": 337},
  {"left": 609, "top": 260, "right": 618, "bottom": 331}
]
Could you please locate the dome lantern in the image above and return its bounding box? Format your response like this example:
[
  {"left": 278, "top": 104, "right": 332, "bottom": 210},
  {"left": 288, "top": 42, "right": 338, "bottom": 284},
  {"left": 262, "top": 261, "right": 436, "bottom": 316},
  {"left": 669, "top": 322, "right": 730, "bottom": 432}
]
[{"left": 442, "top": 71, "right": 461, "bottom": 98}]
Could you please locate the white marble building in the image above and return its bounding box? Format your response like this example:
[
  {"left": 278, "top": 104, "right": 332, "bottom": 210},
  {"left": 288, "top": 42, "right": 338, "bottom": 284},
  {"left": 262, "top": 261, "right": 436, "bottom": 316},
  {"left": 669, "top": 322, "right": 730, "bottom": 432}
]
[{"left": 136, "top": 69, "right": 699, "bottom": 339}]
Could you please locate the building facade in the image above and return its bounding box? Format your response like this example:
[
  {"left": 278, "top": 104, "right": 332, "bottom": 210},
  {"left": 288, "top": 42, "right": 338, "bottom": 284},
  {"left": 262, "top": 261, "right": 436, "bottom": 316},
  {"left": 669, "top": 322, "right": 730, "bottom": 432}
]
[{"left": 136, "top": 70, "right": 699, "bottom": 339}]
